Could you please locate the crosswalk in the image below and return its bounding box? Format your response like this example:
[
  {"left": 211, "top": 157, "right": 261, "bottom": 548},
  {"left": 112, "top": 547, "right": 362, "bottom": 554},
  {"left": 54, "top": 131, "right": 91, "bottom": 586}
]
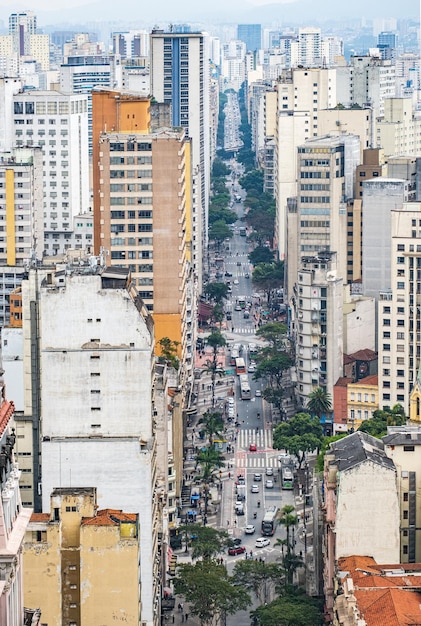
[
  {"left": 236, "top": 455, "right": 279, "bottom": 469},
  {"left": 237, "top": 428, "right": 273, "bottom": 450},
  {"left": 232, "top": 327, "right": 256, "bottom": 334}
]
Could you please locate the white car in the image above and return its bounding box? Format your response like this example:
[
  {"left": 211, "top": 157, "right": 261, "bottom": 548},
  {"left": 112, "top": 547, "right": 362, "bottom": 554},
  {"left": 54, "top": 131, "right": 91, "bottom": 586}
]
[
  {"left": 251, "top": 484, "right": 259, "bottom": 493},
  {"left": 233, "top": 279, "right": 239, "bottom": 285},
  {"left": 228, "top": 408, "right": 235, "bottom": 418},
  {"left": 265, "top": 467, "right": 273, "bottom": 476},
  {"left": 255, "top": 389, "right": 261, "bottom": 397},
  {"left": 265, "top": 479, "right": 274, "bottom": 489},
  {"left": 248, "top": 364, "right": 256, "bottom": 373},
  {"left": 228, "top": 397, "right": 235, "bottom": 406},
  {"left": 245, "top": 524, "right": 255, "bottom": 535},
  {"left": 255, "top": 537, "right": 270, "bottom": 548}
]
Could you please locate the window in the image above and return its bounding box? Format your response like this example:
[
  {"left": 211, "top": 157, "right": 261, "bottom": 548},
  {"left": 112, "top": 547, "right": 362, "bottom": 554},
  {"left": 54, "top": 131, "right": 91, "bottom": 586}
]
[{"left": 404, "top": 445, "right": 415, "bottom": 452}]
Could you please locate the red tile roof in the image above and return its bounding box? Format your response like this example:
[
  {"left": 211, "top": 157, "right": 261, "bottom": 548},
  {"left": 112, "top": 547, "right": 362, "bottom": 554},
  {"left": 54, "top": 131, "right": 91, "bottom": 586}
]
[
  {"left": 30, "top": 513, "right": 50, "bottom": 522},
  {"left": 353, "top": 374, "right": 378, "bottom": 386},
  {"left": 349, "top": 349, "right": 377, "bottom": 361},
  {"left": 81, "top": 509, "right": 137, "bottom": 526},
  {"left": 334, "top": 377, "right": 353, "bottom": 387}
]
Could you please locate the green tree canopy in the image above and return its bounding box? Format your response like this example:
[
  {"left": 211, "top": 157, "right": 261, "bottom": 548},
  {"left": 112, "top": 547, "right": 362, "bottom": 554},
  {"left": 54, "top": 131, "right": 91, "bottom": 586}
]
[
  {"left": 156, "top": 337, "right": 180, "bottom": 370},
  {"left": 273, "top": 413, "right": 324, "bottom": 468},
  {"left": 306, "top": 386, "right": 332, "bottom": 419},
  {"left": 251, "top": 589, "right": 324, "bottom": 626},
  {"left": 358, "top": 405, "right": 407, "bottom": 438},
  {"left": 252, "top": 261, "right": 284, "bottom": 300},
  {"left": 232, "top": 559, "right": 284, "bottom": 605},
  {"left": 249, "top": 246, "right": 274, "bottom": 265},
  {"left": 204, "top": 282, "right": 229, "bottom": 304},
  {"left": 254, "top": 352, "right": 293, "bottom": 388},
  {"left": 180, "top": 524, "right": 230, "bottom": 560},
  {"left": 209, "top": 207, "right": 237, "bottom": 225},
  {"left": 209, "top": 220, "right": 233, "bottom": 246},
  {"left": 212, "top": 158, "right": 230, "bottom": 178},
  {"left": 175, "top": 559, "right": 251, "bottom": 626},
  {"left": 256, "top": 322, "right": 288, "bottom": 351},
  {"left": 195, "top": 446, "right": 225, "bottom": 483},
  {"left": 239, "top": 169, "right": 264, "bottom": 195},
  {"left": 198, "top": 411, "right": 225, "bottom": 447}
]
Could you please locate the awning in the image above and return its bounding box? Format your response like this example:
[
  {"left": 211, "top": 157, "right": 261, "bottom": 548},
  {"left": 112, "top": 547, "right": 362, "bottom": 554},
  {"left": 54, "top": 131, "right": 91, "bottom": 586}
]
[{"left": 190, "top": 494, "right": 200, "bottom": 501}]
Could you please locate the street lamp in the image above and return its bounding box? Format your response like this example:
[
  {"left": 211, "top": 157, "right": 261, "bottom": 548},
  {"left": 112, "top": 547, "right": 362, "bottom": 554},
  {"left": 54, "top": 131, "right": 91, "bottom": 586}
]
[{"left": 184, "top": 513, "right": 189, "bottom": 554}]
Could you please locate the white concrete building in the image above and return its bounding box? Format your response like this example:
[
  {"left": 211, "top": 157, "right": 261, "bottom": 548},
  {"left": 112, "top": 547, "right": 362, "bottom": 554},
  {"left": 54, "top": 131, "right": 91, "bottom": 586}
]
[
  {"left": 362, "top": 179, "right": 409, "bottom": 300},
  {"left": 378, "top": 202, "right": 421, "bottom": 412},
  {"left": 274, "top": 67, "right": 337, "bottom": 259},
  {"left": 377, "top": 97, "right": 421, "bottom": 157},
  {"left": 290, "top": 27, "right": 322, "bottom": 68},
  {"left": 293, "top": 252, "right": 343, "bottom": 417},
  {"left": 12, "top": 90, "right": 89, "bottom": 255},
  {"left": 37, "top": 264, "right": 159, "bottom": 626},
  {"left": 349, "top": 55, "right": 396, "bottom": 117}
]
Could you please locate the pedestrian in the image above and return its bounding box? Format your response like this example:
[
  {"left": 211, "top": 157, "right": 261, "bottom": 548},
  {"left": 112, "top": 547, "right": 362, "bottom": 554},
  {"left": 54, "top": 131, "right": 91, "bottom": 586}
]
[
  {"left": 181, "top": 614, "right": 185, "bottom": 623},
  {"left": 172, "top": 614, "right": 175, "bottom": 623},
  {"left": 185, "top": 614, "right": 189, "bottom": 622},
  {"left": 178, "top": 603, "right": 182, "bottom": 612}
]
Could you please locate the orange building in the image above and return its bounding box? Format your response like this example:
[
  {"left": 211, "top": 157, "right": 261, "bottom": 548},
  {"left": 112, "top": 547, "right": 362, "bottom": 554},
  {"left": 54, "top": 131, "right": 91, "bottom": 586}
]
[{"left": 9, "top": 286, "right": 22, "bottom": 328}]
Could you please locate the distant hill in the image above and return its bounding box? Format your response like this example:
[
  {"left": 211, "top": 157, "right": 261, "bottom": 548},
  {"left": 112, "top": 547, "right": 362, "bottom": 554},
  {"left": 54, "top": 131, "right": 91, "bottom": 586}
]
[{"left": 0, "top": 0, "right": 417, "bottom": 28}]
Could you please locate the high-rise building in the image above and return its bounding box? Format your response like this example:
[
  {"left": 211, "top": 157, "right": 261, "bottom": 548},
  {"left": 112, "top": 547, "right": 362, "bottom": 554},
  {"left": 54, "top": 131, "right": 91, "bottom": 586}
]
[
  {"left": 274, "top": 67, "right": 337, "bottom": 261},
  {"left": 23, "top": 263, "right": 160, "bottom": 625},
  {"left": 12, "top": 90, "right": 89, "bottom": 255},
  {"left": 237, "top": 24, "right": 262, "bottom": 52},
  {"left": 362, "top": 178, "right": 408, "bottom": 301},
  {"left": 349, "top": 55, "right": 396, "bottom": 117},
  {"left": 292, "top": 252, "right": 343, "bottom": 421},
  {"left": 7, "top": 10, "right": 50, "bottom": 71},
  {"left": 150, "top": 29, "right": 210, "bottom": 288},
  {"left": 378, "top": 202, "right": 421, "bottom": 412},
  {"left": 112, "top": 30, "right": 149, "bottom": 59},
  {"left": 290, "top": 27, "right": 322, "bottom": 68}
]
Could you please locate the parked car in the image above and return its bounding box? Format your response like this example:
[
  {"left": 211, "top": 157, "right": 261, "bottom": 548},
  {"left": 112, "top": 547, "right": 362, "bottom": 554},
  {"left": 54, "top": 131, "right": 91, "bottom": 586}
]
[
  {"left": 236, "top": 475, "right": 245, "bottom": 485},
  {"left": 245, "top": 525, "right": 255, "bottom": 535},
  {"left": 255, "top": 538, "right": 270, "bottom": 548},
  {"left": 225, "top": 271, "right": 233, "bottom": 277},
  {"left": 228, "top": 545, "right": 246, "bottom": 555},
  {"left": 228, "top": 397, "right": 235, "bottom": 406}
]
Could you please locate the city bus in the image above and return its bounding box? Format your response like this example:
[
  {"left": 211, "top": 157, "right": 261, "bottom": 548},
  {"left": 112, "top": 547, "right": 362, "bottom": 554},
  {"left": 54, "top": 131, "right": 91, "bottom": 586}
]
[
  {"left": 261, "top": 506, "right": 279, "bottom": 536},
  {"left": 238, "top": 296, "right": 246, "bottom": 309},
  {"left": 281, "top": 466, "right": 294, "bottom": 490},
  {"left": 230, "top": 347, "right": 239, "bottom": 366},
  {"left": 235, "top": 357, "right": 246, "bottom": 375},
  {"left": 240, "top": 379, "right": 251, "bottom": 400}
]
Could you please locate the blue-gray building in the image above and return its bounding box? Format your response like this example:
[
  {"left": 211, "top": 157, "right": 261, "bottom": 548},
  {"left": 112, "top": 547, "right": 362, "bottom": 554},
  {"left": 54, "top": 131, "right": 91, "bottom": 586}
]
[{"left": 237, "top": 24, "right": 262, "bottom": 52}]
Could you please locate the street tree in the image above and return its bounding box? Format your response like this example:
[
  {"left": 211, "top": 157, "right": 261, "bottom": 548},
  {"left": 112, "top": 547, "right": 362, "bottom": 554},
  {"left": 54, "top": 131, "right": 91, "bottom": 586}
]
[
  {"left": 204, "top": 282, "right": 229, "bottom": 305},
  {"left": 256, "top": 322, "right": 288, "bottom": 351},
  {"left": 195, "top": 446, "right": 226, "bottom": 518},
  {"left": 307, "top": 386, "right": 332, "bottom": 419},
  {"left": 212, "top": 158, "right": 230, "bottom": 178},
  {"left": 175, "top": 559, "right": 251, "bottom": 626},
  {"left": 198, "top": 411, "right": 225, "bottom": 447},
  {"left": 262, "top": 387, "right": 285, "bottom": 413},
  {"left": 249, "top": 246, "right": 274, "bottom": 265},
  {"left": 206, "top": 330, "right": 227, "bottom": 407},
  {"left": 209, "top": 220, "right": 233, "bottom": 248},
  {"left": 239, "top": 169, "right": 264, "bottom": 195},
  {"left": 232, "top": 559, "right": 284, "bottom": 605},
  {"left": 278, "top": 505, "right": 299, "bottom": 584},
  {"left": 179, "top": 524, "right": 230, "bottom": 560},
  {"left": 254, "top": 352, "right": 293, "bottom": 389},
  {"left": 273, "top": 413, "right": 323, "bottom": 468},
  {"left": 208, "top": 207, "right": 237, "bottom": 225},
  {"left": 251, "top": 589, "right": 324, "bottom": 626},
  {"left": 252, "top": 261, "right": 284, "bottom": 302}
]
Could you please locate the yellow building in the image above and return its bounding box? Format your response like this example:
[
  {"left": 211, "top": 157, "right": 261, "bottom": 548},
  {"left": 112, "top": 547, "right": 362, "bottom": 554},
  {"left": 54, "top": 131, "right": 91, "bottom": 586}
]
[
  {"left": 23, "top": 488, "right": 141, "bottom": 626},
  {"left": 409, "top": 364, "right": 421, "bottom": 423},
  {"left": 347, "top": 375, "right": 379, "bottom": 430}
]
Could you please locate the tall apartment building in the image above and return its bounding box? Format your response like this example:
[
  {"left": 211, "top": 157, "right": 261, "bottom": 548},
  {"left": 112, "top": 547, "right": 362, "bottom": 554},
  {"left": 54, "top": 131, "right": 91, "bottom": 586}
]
[
  {"left": 150, "top": 29, "right": 210, "bottom": 288},
  {"left": 290, "top": 27, "right": 322, "bottom": 68},
  {"left": 362, "top": 178, "right": 408, "bottom": 301},
  {"left": 237, "top": 24, "right": 262, "bottom": 52},
  {"left": 292, "top": 252, "right": 343, "bottom": 419},
  {"left": 12, "top": 89, "right": 89, "bottom": 255},
  {"left": 19, "top": 263, "right": 160, "bottom": 625},
  {"left": 24, "top": 488, "right": 141, "bottom": 626},
  {"left": 378, "top": 202, "right": 421, "bottom": 412},
  {"left": 349, "top": 55, "right": 396, "bottom": 117},
  {"left": 377, "top": 97, "right": 421, "bottom": 157},
  {"left": 287, "top": 134, "right": 360, "bottom": 296},
  {"left": 6, "top": 10, "right": 50, "bottom": 71},
  {"left": 96, "top": 128, "right": 193, "bottom": 373},
  {"left": 60, "top": 55, "right": 119, "bottom": 152},
  {"left": 112, "top": 30, "right": 149, "bottom": 59},
  {"left": 0, "top": 375, "right": 32, "bottom": 626},
  {"left": 0, "top": 148, "right": 43, "bottom": 326},
  {"left": 274, "top": 67, "right": 337, "bottom": 260}
]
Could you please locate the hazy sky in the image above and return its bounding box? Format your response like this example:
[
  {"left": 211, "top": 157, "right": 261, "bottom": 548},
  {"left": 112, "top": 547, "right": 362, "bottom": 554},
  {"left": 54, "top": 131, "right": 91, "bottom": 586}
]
[{"left": 0, "top": 0, "right": 417, "bottom": 25}]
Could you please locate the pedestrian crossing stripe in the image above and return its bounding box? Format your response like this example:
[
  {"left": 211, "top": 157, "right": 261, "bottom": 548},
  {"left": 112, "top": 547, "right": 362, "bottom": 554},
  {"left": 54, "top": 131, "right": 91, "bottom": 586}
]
[
  {"left": 232, "top": 328, "right": 256, "bottom": 334},
  {"left": 236, "top": 456, "right": 280, "bottom": 469},
  {"left": 237, "top": 428, "right": 273, "bottom": 450}
]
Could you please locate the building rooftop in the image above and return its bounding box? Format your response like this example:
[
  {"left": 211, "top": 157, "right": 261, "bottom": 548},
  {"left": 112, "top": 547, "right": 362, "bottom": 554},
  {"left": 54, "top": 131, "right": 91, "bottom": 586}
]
[
  {"left": 346, "top": 348, "right": 377, "bottom": 362},
  {"left": 328, "top": 431, "right": 395, "bottom": 472},
  {"left": 351, "top": 374, "right": 378, "bottom": 386},
  {"left": 81, "top": 509, "right": 137, "bottom": 526},
  {"left": 334, "top": 376, "right": 353, "bottom": 387},
  {"left": 383, "top": 426, "right": 421, "bottom": 446}
]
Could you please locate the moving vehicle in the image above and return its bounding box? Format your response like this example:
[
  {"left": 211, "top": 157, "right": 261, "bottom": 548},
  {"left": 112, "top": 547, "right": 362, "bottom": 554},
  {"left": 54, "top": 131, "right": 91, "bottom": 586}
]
[
  {"left": 251, "top": 484, "right": 259, "bottom": 493},
  {"left": 235, "top": 357, "right": 246, "bottom": 376},
  {"left": 226, "top": 311, "right": 232, "bottom": 320},
  {"left": 225, "top": 271, "right": 233, "bottom": 277},
  {"left": 239, "top": 226, "right": 246, "bottom": 236},
  {"left": 228, "top": 545, "right": 246, "bottom": 555},
  {"left": 230, "top": 347, "right": 239, "bottom": 365},
  {"left": 255, "top": 389, "right": 261, "bottom": 397},
  {"left": 247, "top": 363, "right": 255, "bottom": 372},
  {"left": 235, "top": 501, "right": 245, "bottom": 515},
  {"left": 249, "top": 443, "right": 257, "bottom": 452},
  {"left": 240, "top": 379, "right": 252, "bottom": 400},
  {"left": 228, "top": 397, "right": 235, "bottom": 406},
  {"left": 245, "top": 525, "right": 255, "bottom": 535},
  {"left": 281, "top": 467, "right": 294, "bottom": 490},
  {"left": 243, "top": 310, "right": 250, "bottom": 319},
  {"left": 233, "top": 279, "right": 239, "bottom": 285},
  {"left": 265, "top": 467, "right": 273, "bottom": 476},
  {"left": 265, "top": 479, "right": 274, "bottom": 489},
  {"left": 254, "top": 473, "right": 262, "bottom": 481},
  {"left": 236, "top": 475, "right": 245, "bottom": 485},
  {"left": 234, "top": 304, "right": 241, "bottom": 311},
  {"left": 261, "top": 506, "right": 279, "bottom": 536},
  {"left": 255, "top": 538, "right": 270, "bottom": 548},
  {"left": 238, "top": 296, "right": 246, "bottom": 309}
]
